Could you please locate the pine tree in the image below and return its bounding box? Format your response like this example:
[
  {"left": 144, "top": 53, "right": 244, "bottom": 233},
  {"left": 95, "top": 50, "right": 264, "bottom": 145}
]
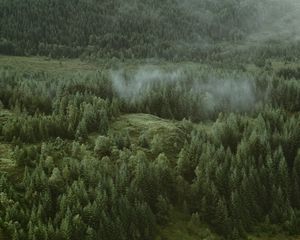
[
  {"left": 292, "top": 150, "right": 300, "bottom": 208},
  {"left": 75, "top": 119, "right": 88, "bottom": 140},
  {"left": 67, "top": 103, "right": 79, "bottom": 135},
  {"left": 12, "top": 226, "right": 19, "bottom": 240},
  {"left": 155, "top": 195, "right": 170, "bottom": 225},
  {"left": 110, "top": 99, "right": 120, "bottom": 118},
  {"left": 214, "top": 198, "right": 231, "bottom": 236},
  {"left": 138, "top": 132, "right": 150, "bottom": 148},
  {"left": 49, "top": 168, "right": 64, "bottom": 193},
  {"left": 134, "top": 152, "right": 158, "bottom": 210},
  {"left": 99, "top": 109, "right": 109, "bottom": 135},
  {"left": 155, "top": 153, "right": 175, "bottom": 202},
  {"left": 60, "top": 215, "right": 72, "bottom": 240},
  {"left": 85, "top": 227, "right": 96, "bottom": 240},
  {"left": 177, "top": 141, "right": 197, "bottom": 182},
  {"left": 94, "top": 136, "right": 111, "bottom": 156},
  {"left": 151, "top": 134, "right": 163, "bottom": 155}
]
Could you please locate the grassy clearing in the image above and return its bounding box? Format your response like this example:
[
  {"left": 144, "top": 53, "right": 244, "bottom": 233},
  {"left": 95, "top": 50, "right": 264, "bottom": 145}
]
[
  {"left": 1, "top": 54, "right": 299, "bottom": 78},
  {"left": 0, "top": 55, "right": 209, "bottom": 76},
  {"left": 155, "top": 210, "right": 220, "bottom": 240},
  {"left": 247, "top": 59, "right": 300, "bottom": 73},
  {"left": 0, "top": 55, "right": 98, "bottom": 74},
  {"left": 111, "top": 113, "right": 181, "bottom": 140},
  {"left": 110, "top": 113, "right": 185, "bottom": 159},
  {"left": 271, "top": 60, "right": 300, "bottom": 71}
]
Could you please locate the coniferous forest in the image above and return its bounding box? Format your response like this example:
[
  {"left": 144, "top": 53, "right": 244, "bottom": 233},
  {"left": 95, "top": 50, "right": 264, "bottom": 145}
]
[{"left": 0, "top": 0, "right": 300, "bottom": 239}]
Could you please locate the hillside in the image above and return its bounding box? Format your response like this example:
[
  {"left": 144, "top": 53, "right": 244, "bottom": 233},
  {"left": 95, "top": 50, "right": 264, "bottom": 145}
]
[
  {"left": 0, "top": 0, "right": 260, "bottom": 58},
  {"left": 1, "top": 1, "right": 300, "bottom": 239},
  {"left": 1, "top": 0, "right": 300, "bottom": 62},
  {"left": 0, "top": 56, "right": 300, "bottom": 240}
]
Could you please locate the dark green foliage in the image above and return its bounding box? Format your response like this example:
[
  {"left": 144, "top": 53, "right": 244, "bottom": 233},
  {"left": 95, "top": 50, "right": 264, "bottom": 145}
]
[
  {"left": 94, "top": 136, "right": 111, "bottom": 156},
  {"left": 277, "top": 67, "right": 300, "bottom": 80},
  {"left": 182, "top": 109, "right": 300, "bottom": 238},
  {"left": 0, "top": 0, "right": 264, "bottom": 60},
  {"left": 14, "top": 145, "right": 40, "bottom": 167},
  {"left": 1, "top": 58, "right": 300, "bottom": 240},
  {"left": 0, "top": 145, "right": 162, "bottom": 240},
  {"left": 0, "top": 70, "right": 119, "bottom": 143}
]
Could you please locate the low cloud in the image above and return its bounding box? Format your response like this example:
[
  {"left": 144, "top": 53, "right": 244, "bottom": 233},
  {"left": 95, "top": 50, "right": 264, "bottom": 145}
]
[{"left": 110, "top": 66, "right": 257, "bottom": 114}]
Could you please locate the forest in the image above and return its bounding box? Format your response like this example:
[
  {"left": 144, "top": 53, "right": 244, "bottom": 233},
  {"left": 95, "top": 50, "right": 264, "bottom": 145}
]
[{"left": 0, "top": 0, "right": 300, "bottom": 240}]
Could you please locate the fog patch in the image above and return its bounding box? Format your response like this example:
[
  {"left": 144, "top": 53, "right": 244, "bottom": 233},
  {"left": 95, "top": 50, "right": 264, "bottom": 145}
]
[
  {"left": 111, "top": 66, "right": 257, "bottom": 114},
  {"left": 249, "top": 0, "right": 300, "bottom": 42},
  {"left": 111, "top": 67, "right": 182, "bottom": 101},
  {"left": 199, "top": 77, "right": 256, "bottom": 113}
]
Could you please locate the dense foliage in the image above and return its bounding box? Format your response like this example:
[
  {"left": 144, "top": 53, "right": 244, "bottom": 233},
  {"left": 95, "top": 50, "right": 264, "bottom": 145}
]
[
  {"left": 0, "top": 0, "right": 267, "bottom": 60},
  {"left": 0, "top": 63, "right": 300, "bottom": 239},
  {"left": 0, "top": 1, "right": 300, "bottom": 239}
]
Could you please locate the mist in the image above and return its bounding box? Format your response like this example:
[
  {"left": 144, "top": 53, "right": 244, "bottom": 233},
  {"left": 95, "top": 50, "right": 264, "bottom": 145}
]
[
  {"left": 195, "top": 76, "right": 256, "bottom": 113},
  {"left": 177, "top": 0, "right": 300, "bottom": 47},
  {"left": 249, "top": 0, "right": 300, "bottom": 42},
  {"left": 110, "top": 66, "right": 257, "bottom": 116},
  {"left": 110, "top": 67, "right": 182, "bottom": 102}
]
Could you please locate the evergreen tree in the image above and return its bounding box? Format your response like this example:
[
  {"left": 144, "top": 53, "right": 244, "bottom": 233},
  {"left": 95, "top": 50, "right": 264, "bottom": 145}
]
[{"left": 76, "top": 119, "right": 88, "bottom": 140}]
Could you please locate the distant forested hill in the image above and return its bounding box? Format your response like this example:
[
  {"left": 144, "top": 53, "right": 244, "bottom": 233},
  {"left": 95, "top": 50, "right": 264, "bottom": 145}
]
[{"left": 0, "top": 0, "right": 262, "bottom": 59}]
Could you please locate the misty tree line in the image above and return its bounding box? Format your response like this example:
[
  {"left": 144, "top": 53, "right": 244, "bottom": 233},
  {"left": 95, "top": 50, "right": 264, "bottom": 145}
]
[
  {"left": 114, "top": 66, "right": 300, "bottom": 120},
  {"left": 1, "top": 65, "right": 300, "bottom": 143},
  {"left": 0, "top": 65, "right": 300, "bottom": 239},
  {"left": 0, "top": 0, "right": 270, "bottom": 60}
]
